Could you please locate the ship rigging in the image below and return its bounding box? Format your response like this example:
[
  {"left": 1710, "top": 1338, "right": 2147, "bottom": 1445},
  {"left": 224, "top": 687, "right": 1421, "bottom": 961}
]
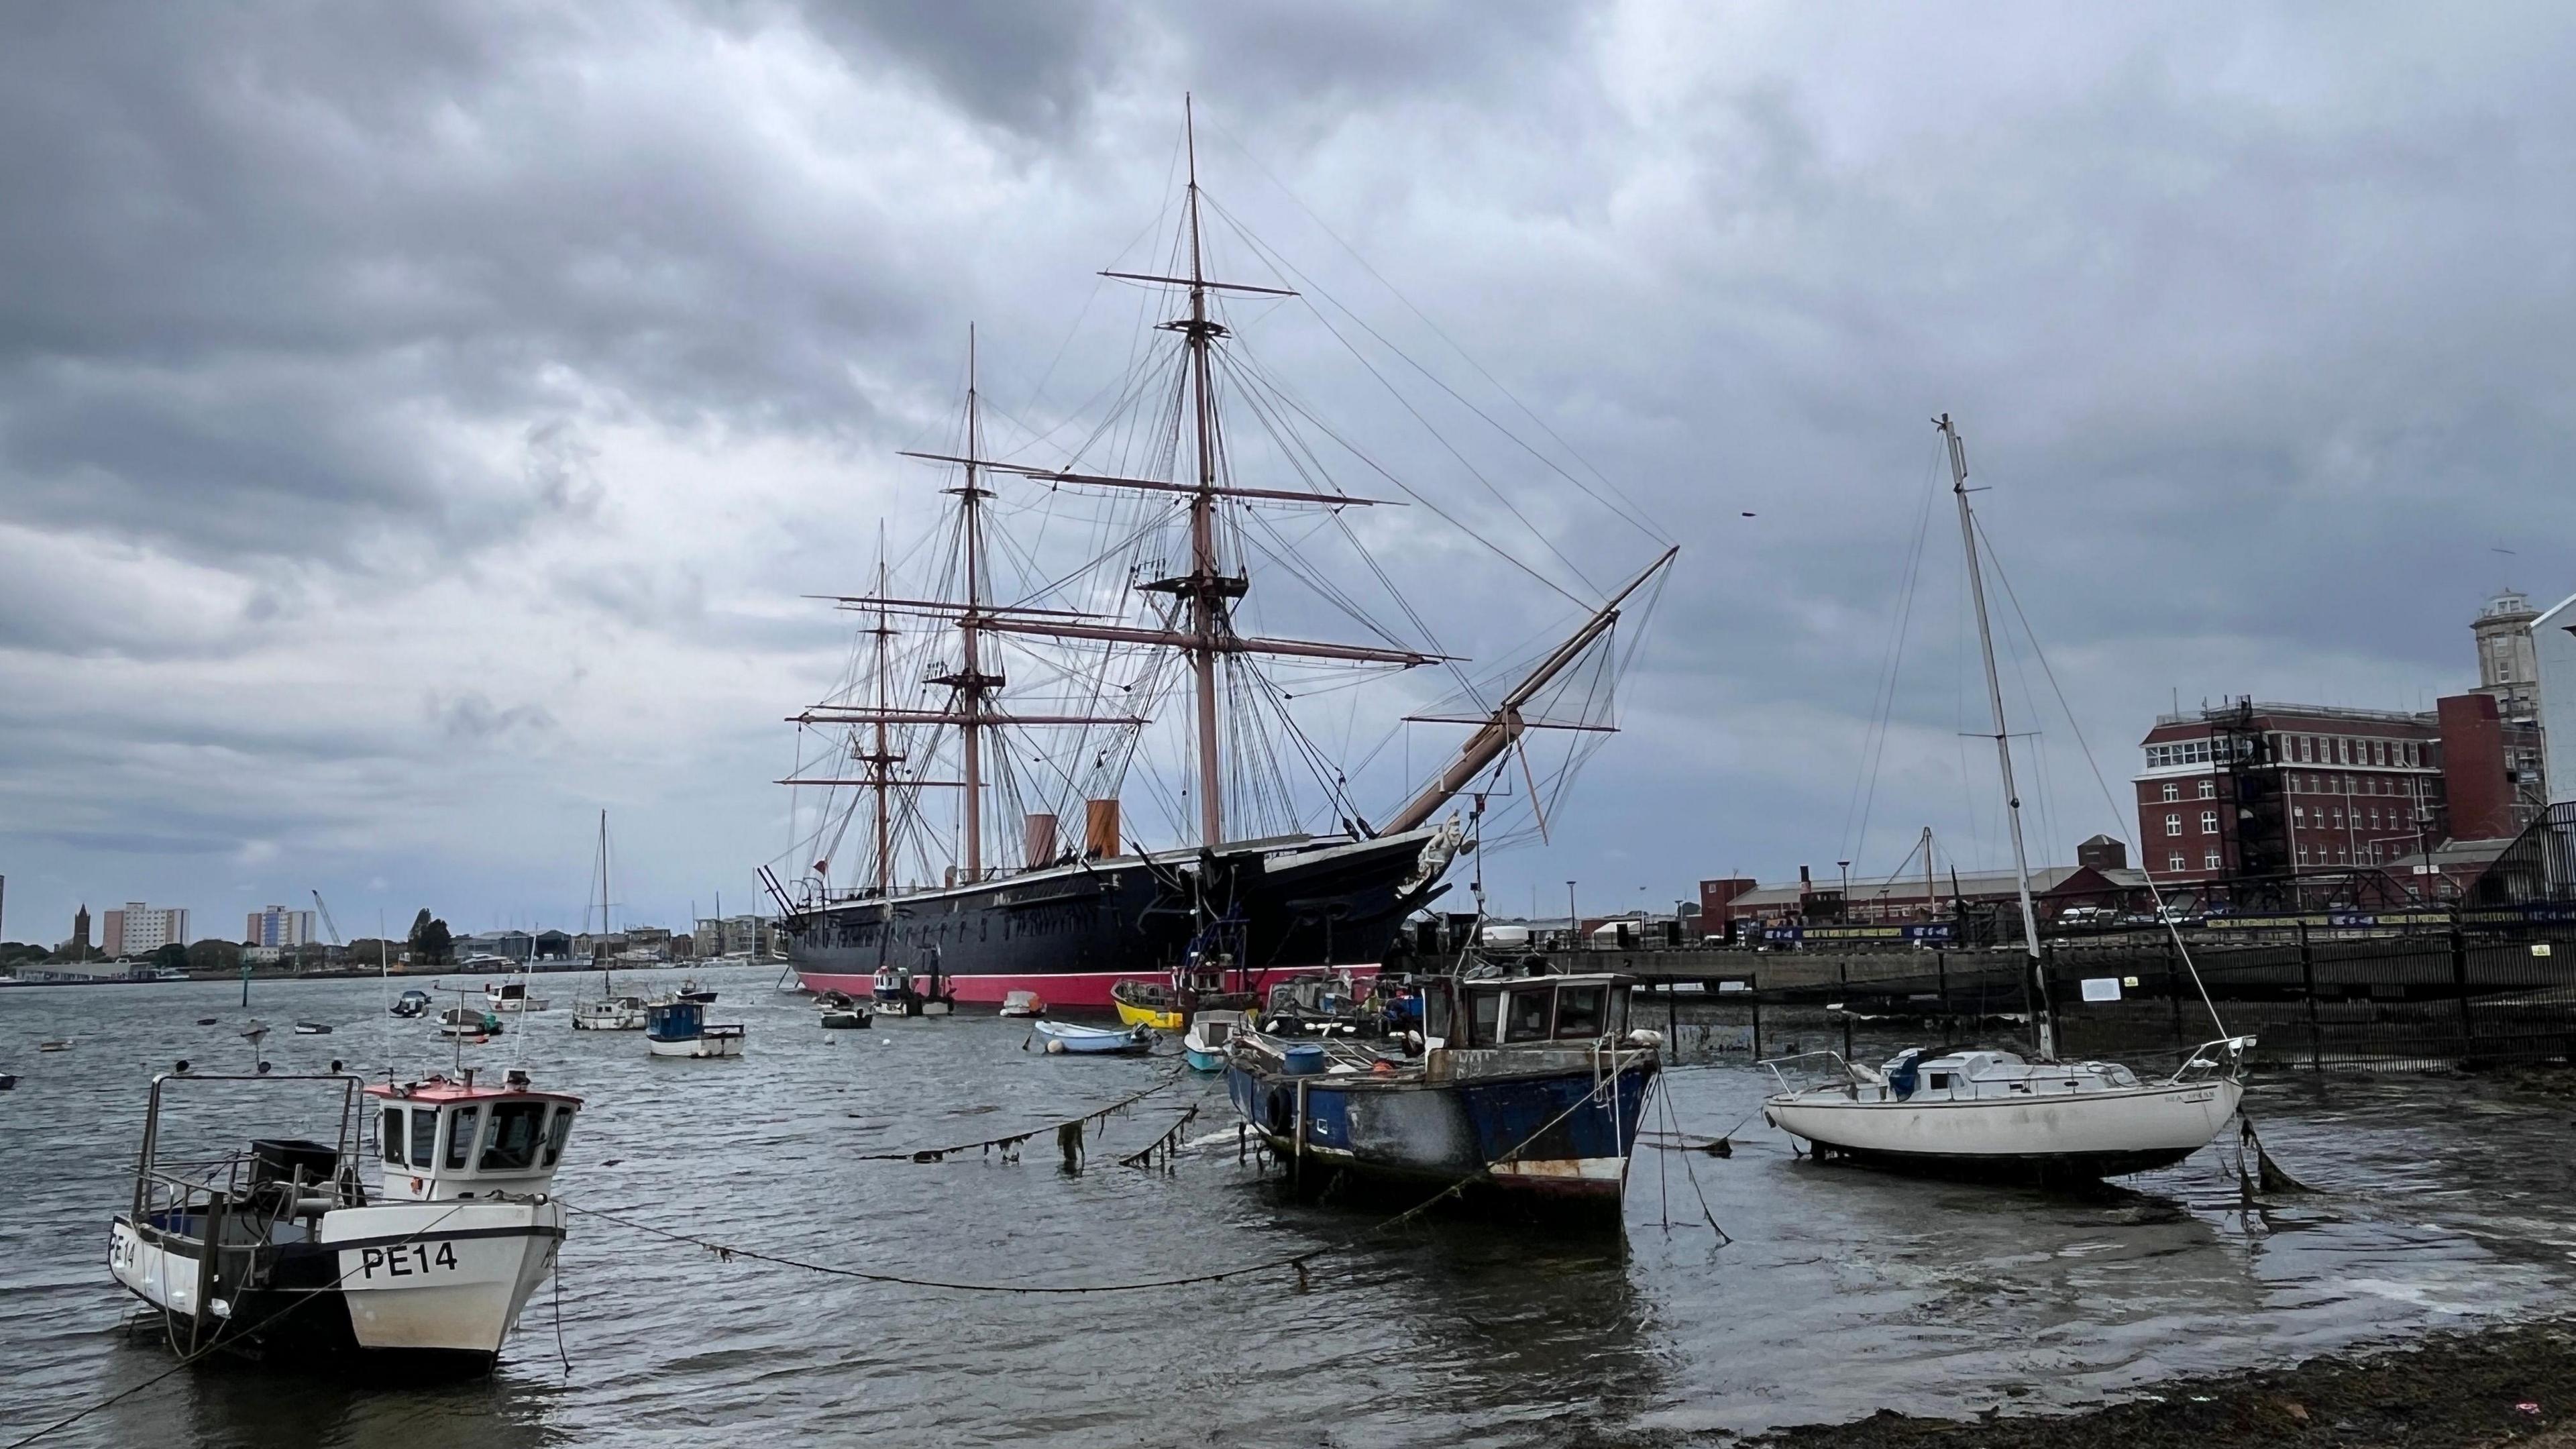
[{"left": 767, "top": 101, "right": 1676, "bottom": 1008}]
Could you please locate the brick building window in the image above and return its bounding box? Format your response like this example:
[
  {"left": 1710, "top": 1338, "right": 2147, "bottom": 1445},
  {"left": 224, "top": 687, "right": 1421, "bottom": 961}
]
[
  {"left": 2293, "top": 806, "right": 2305, "bottom": 826},
  {"left": 2160, "top": 782, "right": 2178, "bottom": 802},
  {"left": 2200, "top": 810, "right": 2218, "bottom": 834},
  {"left": 2197, "top": 779, "right": 2216, "bottom": 799},
  {"left": 2168, "top": 853, "right": 2186, "bottom": 872},
  {"left": 2204, "top": 849, "right": 2222, "bottom": 870},
  {"left": 2298, "top": 844, "right": 2310, "bottom": 863},
  {"left": 2165, "top": 814, "right": 2182, "bottom": 837}
]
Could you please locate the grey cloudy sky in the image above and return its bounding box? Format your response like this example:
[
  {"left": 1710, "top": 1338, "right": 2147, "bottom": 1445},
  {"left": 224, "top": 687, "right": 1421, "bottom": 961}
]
[{"left": 4, "top": 1, "right": 2572, "bottom": 945}]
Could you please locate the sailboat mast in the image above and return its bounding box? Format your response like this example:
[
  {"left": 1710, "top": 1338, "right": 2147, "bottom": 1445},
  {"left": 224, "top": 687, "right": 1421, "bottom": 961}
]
[
  {"left": 1183, "top": 94, "right": 1224, "bottom": 850},
  {"left": 1939, "top": 413, "right": 2054, "bottom": 1059},
  {"left": 872, "top": 542, "right": 893, "bottom": 892},
  {"left": 961, "top": 326, "right": 989, "bottom": 879},
  {"left": 598, "top": 808, "right": 612, "bottom": 991}
]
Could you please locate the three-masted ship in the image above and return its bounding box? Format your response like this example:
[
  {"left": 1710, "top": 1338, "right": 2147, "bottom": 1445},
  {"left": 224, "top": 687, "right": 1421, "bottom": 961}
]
[{"left": 767, "top": 109, "right": 1673, "bottom": 1010}]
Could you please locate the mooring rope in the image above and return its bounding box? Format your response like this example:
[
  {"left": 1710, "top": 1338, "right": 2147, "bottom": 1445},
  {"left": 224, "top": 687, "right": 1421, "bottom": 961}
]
[
  {"left": 846, "top": 1067, "right": 1183, "bottom": 1162},
  {"left": 568, "top": 1069, "right": 1643, "bottom": 1297}
]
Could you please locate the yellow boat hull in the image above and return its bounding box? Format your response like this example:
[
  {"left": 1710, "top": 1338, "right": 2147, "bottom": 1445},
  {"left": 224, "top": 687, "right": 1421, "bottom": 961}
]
[{"left": 1114, "top": 999, "right": 1183, "bottom": 1031}]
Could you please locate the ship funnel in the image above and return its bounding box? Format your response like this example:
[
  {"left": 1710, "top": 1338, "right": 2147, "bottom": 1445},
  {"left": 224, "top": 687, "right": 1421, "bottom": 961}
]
[
  {"left": 1084, "top": 799, "right": 1122, "bottom": 858},
  {"left": 1024, "top": 812, "right": 1058, "bottom": 866}
]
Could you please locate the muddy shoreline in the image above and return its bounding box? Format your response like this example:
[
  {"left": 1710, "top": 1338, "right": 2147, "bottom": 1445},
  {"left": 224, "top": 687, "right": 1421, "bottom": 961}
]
[{"left": 1727, "top": 1319, "right": 2576, "bottom": 1448}]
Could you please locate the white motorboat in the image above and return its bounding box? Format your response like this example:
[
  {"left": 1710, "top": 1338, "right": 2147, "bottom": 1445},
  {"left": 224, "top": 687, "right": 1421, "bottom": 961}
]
[
  {"left": 439, "top": 1007, "right": 502, "bottom": 1039},
  {"left": 484, "top": 980, "right": 549, "bottom": 1014},
  {"left": 1760, "top": 417, "right": 2247, "bottom": 1181},
  {"left": 645, "top": 999, "right": 745, "bottom": 1058},
  {"left": 108, "top": 1065, "right": 580, "bottom": 1371},
  {"left": 571, "top": 996, "right": 649, "bottom": 1031}
]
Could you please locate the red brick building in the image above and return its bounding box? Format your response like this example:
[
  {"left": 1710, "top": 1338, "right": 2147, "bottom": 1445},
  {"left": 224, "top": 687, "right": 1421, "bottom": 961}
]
[{"left": 2133, "top": 695, "right": 2542, "bottom": 903}]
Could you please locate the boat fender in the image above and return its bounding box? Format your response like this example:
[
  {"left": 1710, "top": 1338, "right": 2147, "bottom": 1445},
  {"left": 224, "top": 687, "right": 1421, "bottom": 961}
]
[
  {"left": 1627, "top": 1029, "right": 1664, "bottom": 1049},
  {"left": 173, "top": 1059, "right": 190, "bottom": 1073},
  {"left": 1371, "top": 1059, "right": 1396, "bottom": 1075},
  {"left": 1045, "top": 1039, "right": 1066, "bottom": 1055}
]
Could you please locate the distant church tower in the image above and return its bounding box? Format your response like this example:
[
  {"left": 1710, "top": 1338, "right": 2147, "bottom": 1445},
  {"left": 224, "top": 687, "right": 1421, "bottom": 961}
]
[{"left": 73, "top": 903, "right": 91, "bottom": 952}]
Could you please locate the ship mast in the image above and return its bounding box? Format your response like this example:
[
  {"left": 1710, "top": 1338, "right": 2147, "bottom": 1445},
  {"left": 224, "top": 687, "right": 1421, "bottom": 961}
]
[
  {"left": 1939, "top": 413, "right": 2054, "bottom": 1061},
  {"left": 957, "top": 327, "right": 992, "bottom": 879},
  {"left": 870, "top": 541, "right": 893, "bottom": 891},
  {"left": 1181, "top": 96, "right": 1226, "bottom": 849}
]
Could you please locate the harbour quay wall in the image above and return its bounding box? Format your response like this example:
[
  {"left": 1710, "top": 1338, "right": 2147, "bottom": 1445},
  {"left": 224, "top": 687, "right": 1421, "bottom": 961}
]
[{"left": 1536, "top": 927, "right": 2576, "bottom": 1070}]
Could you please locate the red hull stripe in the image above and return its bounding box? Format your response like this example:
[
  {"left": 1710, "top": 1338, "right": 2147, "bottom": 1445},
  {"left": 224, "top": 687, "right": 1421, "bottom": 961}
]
[{"left": 794, "top": 965, "right": 1381, "bottom": 1011}]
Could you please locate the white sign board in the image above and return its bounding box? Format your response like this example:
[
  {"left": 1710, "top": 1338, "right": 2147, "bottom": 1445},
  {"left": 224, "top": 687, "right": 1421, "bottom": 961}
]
[{"left": 2080, "top": 977, "right": 2123, "bottom": 1003}]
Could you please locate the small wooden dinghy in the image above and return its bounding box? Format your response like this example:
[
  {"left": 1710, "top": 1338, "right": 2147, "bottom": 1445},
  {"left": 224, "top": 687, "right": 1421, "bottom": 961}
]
[
  {"left": 37, "top": 1040, "right": 73, "bottom": 1053},
  {"left": 1033, "top": 1020, "right": 1155, "bottom": 1056}
]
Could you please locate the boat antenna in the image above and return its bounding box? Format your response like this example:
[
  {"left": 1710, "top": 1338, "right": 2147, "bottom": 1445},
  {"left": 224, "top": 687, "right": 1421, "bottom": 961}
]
[{"left": 1939, "top": 413, "right": 2055, "bottom": 1061}]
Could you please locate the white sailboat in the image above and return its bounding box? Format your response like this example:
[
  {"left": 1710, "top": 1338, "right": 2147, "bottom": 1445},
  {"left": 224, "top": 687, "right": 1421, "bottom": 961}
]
[
  {"left": 572, "top": 811, "right": 648, "bottom": 1030},
  {"left": 1762, "top": 415, "right": 2251, "bottom": 1179}
]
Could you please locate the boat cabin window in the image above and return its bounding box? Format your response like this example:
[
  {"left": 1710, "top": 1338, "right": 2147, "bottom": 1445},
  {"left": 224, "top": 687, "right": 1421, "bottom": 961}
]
[
  {"left": 1926, "top": 1072, "right": 1951, "bottom": 1092},
  {"left": 542, "top": 1106, "right": 575, "bottom": 1167},
  {"left": 408, "top": 1106, "right": 439, "bottom": 1169},
  {"left": 380, "top": 1107, "right": 404, "bottom": 1165},
  {"left": 1468, "top": 989, "right": 1501, "bottom": 1046},
  {"left": 480, "top": 1101, "right": 549, "bottom": 1172},
  {"left": 444, "top": 1106, "right": 483, "bottom": 1170},
  {"left": 1505, "top": 987, "right": 1552, "bottom": 1043},
  {"left": 1555, "top": 985, "right": 1605, "bottom": 1040}
]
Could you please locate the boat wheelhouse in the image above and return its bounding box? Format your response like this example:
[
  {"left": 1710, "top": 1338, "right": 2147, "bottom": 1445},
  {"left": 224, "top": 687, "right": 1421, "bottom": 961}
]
[
  {"left": 484, "top": 980, "right": 548, "bottom": 1013},
  {"left": 645, "top": 1000, "right": 745, "bottom": 1058},
  {"left": 107, "top": 1067, "right": 580, "bottom": 1371},
  {"left": 1223, "top": 971, "right": 1658, "bottom": 1221},
  {"left": 571, "top": 996, "right": 649, "bottom": 1032}
]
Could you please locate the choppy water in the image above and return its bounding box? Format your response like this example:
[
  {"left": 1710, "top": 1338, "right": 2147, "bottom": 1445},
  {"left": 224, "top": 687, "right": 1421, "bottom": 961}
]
[{"left": 3, "top": 964, "right": 2573, "bottom": 1447}]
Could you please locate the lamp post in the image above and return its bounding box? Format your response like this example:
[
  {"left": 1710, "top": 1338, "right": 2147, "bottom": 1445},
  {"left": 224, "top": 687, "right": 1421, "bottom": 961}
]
[
  {"left": 1566, "top": 880, "right": 1578, "bottom": 951},
  {"left": 1837, "top": 860, "right": 1851, "bottom": 920}
]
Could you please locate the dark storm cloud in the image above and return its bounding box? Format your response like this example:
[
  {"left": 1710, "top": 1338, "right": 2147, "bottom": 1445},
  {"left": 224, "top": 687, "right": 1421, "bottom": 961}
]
[{"left": 0, "top": 0, "right": 923, "bottom": 571}]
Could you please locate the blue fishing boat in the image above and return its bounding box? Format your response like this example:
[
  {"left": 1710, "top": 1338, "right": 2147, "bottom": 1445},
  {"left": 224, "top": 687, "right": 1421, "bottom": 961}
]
[
  {"left": 1222, "top": 972, "right": 1659, "bottom": 1221},
  {"left": 1032, "top": 1020, "right": 1155, "bottom": 1056}
]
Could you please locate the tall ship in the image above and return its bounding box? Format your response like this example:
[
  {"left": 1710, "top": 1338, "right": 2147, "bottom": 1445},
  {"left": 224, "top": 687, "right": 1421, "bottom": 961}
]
[{"left": 767, "top": 106, "right": 1674, "bottom": 1010}]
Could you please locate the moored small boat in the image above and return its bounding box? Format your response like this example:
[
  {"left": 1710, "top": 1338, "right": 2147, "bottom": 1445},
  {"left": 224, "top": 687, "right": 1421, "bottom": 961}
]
[
  {"left": 109, "top": 1064, "right": 581, "bottom": 1371},
  {"left": 485, "top": 980, "right": 549, "bottom": 1014},
  {"left": 815, "top": 991, "right": 872, "bottom": 1030},
  {"left": 645, "top": 1000, "right": 745, "bottom": 1058},
  {"left": 1182, "top": 1010, "right": 1244, "bottom": 1071},
  {"left": 996, "top": 990, "right": 1046, "bottom": 1018},
  {"left": 38, "top": 1039, "right": 73, "bottom": 1053},
  {"left": 571, "top": 996, "right": 649, "bottom": 1031},
  {"left": 0, "top": 1072, "right": 17, "bottom": 1090},
  {"left": 672, "top": 980, "right": 718, "bottom": 1005},
  {"left": 438, "top": 1008, "right": 503, "bottom": 1038},
  {"left": 1110, "top": 979, "right": 1183, "bottom": 1031},
  {"left": 1032, "top": 1020, "right": 1155, "bottom": 1056},
  {"left": 1224, "top": 971, "right": 1658, "bottom": 1222},
  {"left": 294, "top": 1022, "right": 333, "bottom": 1036},
  {"left": 390, "top": 989, "right": 433, "bottom": 1019}
]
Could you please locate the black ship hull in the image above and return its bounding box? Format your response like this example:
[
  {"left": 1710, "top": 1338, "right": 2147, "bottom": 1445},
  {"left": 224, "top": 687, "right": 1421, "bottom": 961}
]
[{"left": 784, "top": 826, "right": 1458, "bottom": 1011}]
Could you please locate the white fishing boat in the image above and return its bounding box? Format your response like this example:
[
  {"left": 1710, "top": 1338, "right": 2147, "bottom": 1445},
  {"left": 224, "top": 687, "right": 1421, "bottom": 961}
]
[
  {"left": 1181, "top": 1009, "right": 1244, "bottom": 1071},
  {"left": 484, "top": 980, "right": 549, "bottom": 1014},
  {"left": 1761, "top": 417, "right": 2247, "bottom": 1181},
  {"left": 572, "top": 996, "right": 649, "bottom": 1031},
  {"left": 645, "top": 1000, "right": 745, "bottom": 1058},
  {"left": 439, "top": 1008, "right": 502, "bottom": 1039},
  {"left": 107, "top": 1065, "right": 580, "bottom": 1371}
]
